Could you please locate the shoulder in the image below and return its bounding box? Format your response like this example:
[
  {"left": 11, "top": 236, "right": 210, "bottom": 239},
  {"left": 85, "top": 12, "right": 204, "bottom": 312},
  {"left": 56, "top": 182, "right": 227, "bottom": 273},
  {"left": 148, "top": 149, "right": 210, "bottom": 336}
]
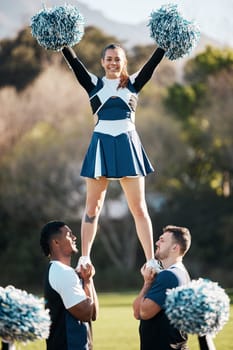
[
  {"left": 146, "top": 270, "right": 179, "bottom": 297},
  {"left": 157, "top": 269, "right": 179, "bottom": 286},
  {"left": 49, "top": 261, "right": 80, "bottom": 289},
  {"left": 49, "top": 260, "right": 74, "bottom": 274},
  {"left": 49, "top": 261, "right": 86, "bottom": 309},
  {"left": 167, "top": 263, "right": 190, "bottom": 285},
  {"left": 144, "top": 270, "right": 179, "bottom": 308},
  {"left": 129, "top": 72, "right": 138, "bottom": 84}
]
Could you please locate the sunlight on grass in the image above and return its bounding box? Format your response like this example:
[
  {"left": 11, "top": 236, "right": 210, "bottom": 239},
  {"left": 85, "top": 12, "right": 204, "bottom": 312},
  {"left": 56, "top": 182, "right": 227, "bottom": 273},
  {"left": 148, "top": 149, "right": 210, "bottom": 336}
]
[
  {"left": 94, "top": 292, "right": 233, "bottom": 350},
  {"left": 8, "top": 291, "right": 233, "bottom": 350}
]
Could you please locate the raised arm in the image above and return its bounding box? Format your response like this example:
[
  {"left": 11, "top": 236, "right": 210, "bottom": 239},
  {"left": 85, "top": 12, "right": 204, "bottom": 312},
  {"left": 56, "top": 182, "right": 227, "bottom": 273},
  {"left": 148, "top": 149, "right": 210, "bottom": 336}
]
[
  {"left": 133, "top": 47, "right": 165, "bottom": 92},
  {"left": 133, "top": 264, "right": 159, "bottom": 320},
  {"left": 81, "top": 264, "right": 99, "bottom": 321},
  {"left": 50, "top": 263, "right": 98, "bottom": 323},
  {"left": 75, "top": 263, "right": 99, "bottom": 321},
  {"left": 62, "top": 46, "right": 97, "bottom": 94}
]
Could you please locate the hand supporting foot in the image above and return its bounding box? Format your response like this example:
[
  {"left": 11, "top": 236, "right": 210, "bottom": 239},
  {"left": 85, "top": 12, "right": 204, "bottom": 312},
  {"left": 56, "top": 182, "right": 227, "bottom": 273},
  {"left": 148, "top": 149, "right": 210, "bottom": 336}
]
[
  {"left": 146, "top": 258, "right": 162, "bottom": 273},
  {"left": 76, "top": 256, "right": 92, "bottom": 272}
]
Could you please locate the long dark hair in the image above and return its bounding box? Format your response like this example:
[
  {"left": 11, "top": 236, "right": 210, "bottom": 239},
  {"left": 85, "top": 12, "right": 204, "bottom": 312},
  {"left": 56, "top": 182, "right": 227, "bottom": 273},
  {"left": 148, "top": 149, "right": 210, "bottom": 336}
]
[{"left": 101, "top": 43, "right": 129, "bottom": 89}]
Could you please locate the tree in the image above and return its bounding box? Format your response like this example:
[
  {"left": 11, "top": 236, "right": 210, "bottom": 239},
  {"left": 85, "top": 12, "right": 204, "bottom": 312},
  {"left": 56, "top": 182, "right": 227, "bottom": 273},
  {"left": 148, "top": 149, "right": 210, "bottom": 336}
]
[
  {"left": 0, "top": 25, "right": 120, "bottom": 91},
  {"left": 1, "top": 31, "right": 233, "bottom": 290},
  {"left": 163, "top": 45, "right": 233, "bottom": 195},
  {"left": 0, "top": 63, "right": 90, "bottom": 158},
  {"left": 164, "top": 82, "right": 206, "bottom": 119},
  {"left": 151, "top": 189, "right": 233, "bottom": 287},
  {"left": 0, "top": 120, "right": 86, "bottom": 287},
  {"left": 0, "top": 28, "right": 52, "bottom": 90},
  {"left": 184, "top": 45, "right": 233, "bottom": 83}
]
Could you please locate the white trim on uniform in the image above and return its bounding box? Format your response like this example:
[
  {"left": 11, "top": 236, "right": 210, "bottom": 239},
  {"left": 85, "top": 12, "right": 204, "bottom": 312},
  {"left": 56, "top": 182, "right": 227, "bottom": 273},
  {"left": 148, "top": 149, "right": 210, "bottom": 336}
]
[{"left": 49, "top": 261, "right": 86, "bottom": 309}]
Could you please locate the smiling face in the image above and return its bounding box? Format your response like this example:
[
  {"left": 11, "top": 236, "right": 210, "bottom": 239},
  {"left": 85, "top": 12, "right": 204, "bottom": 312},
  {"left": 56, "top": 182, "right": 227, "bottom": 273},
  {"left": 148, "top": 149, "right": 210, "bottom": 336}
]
[
  {"left": 101, "top": 47, "right": 127, "bottom": 79},
  {"left": 56, "top": 225, "right": 78, "bottom": 256}
]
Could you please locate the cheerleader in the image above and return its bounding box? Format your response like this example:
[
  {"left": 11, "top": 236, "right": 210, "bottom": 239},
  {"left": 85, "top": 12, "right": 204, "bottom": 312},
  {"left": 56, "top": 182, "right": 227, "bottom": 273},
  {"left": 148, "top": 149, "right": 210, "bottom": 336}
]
[
  {"left": 62, "top": 43, "right": 165, "bottom": 271},
  {"left": 30, "top": 3, "right": 200, "bottom": 271}
]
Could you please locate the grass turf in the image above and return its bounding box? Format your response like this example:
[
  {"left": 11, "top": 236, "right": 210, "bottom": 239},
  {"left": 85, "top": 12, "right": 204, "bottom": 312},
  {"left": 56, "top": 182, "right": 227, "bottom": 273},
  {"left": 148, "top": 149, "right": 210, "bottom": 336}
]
[{"left": 5, "top": 290, "right": 233, "bottom": 350}]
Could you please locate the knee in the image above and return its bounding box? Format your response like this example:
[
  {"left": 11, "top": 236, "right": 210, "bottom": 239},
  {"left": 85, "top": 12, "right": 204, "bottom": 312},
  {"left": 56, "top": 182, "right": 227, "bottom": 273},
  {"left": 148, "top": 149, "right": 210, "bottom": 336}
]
[
  {"left": 85, "top": 201, "right": 103, "bottom": 217},
  {"left": 131, "top": 203, "right": 149, "bottom": 219}
]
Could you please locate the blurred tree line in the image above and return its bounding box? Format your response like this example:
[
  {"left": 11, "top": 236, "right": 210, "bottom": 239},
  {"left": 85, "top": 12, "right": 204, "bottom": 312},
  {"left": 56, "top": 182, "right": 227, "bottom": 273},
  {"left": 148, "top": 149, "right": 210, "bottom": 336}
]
[{"left": 0, "top": 26, "right": 232, "bottom": 292}]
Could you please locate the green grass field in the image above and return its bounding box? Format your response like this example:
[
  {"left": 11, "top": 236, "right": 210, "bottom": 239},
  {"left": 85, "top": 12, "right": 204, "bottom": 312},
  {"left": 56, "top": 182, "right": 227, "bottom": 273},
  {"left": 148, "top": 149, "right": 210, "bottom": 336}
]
[{"left": 6, "top": 291, "right": 233, "bottom": 350}]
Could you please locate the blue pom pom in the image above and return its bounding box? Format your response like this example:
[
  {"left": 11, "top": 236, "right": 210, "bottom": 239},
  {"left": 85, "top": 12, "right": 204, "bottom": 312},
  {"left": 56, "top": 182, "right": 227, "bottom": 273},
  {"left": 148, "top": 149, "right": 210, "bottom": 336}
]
[
  {"left": 0, "top": 285, "right": 51, "bottom": 342},
  {"left": 165, "top": 278, "right": 230, "bottom": 336},
  {"left": 31, "top": 4, "right": 85, "bottom": 51},
  {"left": 148, "top": 3, "right": 200, "bottom": 60}
]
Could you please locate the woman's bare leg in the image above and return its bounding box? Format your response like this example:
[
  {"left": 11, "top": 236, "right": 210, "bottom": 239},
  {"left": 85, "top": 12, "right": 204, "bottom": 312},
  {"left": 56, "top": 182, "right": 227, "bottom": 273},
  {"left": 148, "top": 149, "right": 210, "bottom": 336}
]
[
  {"left": 81, "top": 177, "right": 109, "bottom": 257},
  {"left": 120, "top": 176, "right": 154, "bottom": 261}
]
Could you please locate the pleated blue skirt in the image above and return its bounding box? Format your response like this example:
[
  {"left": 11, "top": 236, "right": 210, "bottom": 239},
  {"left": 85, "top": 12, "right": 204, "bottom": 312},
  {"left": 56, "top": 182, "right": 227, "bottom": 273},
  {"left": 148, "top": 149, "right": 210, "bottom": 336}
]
[{"left": 80, "top": 130, "right": 154, "bottom": 178}]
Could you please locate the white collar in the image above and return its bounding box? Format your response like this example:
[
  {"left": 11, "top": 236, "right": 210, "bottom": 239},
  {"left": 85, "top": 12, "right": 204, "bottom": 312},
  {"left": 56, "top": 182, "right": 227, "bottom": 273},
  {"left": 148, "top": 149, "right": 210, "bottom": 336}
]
[{"left": 167, "top": 261, "right": 185, "bottom": 271}]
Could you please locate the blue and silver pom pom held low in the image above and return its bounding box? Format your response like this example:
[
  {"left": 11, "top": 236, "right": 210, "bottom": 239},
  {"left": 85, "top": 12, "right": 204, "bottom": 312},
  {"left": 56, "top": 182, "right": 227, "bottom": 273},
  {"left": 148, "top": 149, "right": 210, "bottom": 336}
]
[
  {"left": 165, "top": 278, "right": 230, "bottom": 336},
  {"left": 148, "top": 3, "right": 200, "bottom": 60},
  {"left": 0, "top": 285, "right": 51, "bottom": 343},
  {"left": 30, "top": 4, "right": 85, "bottom": 51}
]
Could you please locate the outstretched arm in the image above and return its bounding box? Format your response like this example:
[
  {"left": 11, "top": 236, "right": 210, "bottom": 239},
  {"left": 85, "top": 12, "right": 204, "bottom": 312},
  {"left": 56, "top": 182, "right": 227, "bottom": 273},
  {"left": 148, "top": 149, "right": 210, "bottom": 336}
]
[
  {"left": 62, "top": 46, "right": 97, "bottom": 94},
  {"left": 133, "top": 47, "right": 165, "bottom": 92}
]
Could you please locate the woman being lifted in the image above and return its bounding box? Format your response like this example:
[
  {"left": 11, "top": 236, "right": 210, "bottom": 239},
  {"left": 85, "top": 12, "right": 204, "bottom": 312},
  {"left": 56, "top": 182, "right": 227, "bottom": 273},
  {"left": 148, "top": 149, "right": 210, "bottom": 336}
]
[{"left": 62, "top": 43, "right": 165, "bottom": 272}]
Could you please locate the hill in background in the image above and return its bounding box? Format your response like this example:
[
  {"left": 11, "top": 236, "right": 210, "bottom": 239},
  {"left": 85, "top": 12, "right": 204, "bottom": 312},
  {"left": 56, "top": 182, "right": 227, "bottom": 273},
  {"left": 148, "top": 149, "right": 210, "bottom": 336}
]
[{"left": 0, "top": 0, "right": 224, "bottom": 51}]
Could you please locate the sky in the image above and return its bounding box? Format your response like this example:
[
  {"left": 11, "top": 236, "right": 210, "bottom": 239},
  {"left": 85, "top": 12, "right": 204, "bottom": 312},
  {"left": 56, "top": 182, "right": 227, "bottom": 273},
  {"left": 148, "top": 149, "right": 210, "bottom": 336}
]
[
  {"left": 78, "top": 0, "right": 233, "bottom": 47},
  {"left": 0, "top": 0, "right": 232, "bottom": 47}
]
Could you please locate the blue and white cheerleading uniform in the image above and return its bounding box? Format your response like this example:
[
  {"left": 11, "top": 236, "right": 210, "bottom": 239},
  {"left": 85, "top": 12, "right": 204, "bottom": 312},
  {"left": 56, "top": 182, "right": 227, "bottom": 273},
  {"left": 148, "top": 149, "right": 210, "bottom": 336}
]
[{"left": 62, "top": 47, "right": 165, "bottom": 179}]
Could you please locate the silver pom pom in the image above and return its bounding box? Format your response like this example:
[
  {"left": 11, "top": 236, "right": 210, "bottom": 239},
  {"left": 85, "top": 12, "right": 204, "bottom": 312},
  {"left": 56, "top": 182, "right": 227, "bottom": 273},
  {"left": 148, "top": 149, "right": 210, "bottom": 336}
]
[
  {"left": 165, "top": 278, "right": 230, "bottom": 336},
  {"left": 31, "top": 4, "right": 85, "bottom": 51},
  {"left": 148, "top": 3, "right": 200, "bottom": 60},
  {"left": 0, "top": 285, "right": 51, "bottom": 342}
]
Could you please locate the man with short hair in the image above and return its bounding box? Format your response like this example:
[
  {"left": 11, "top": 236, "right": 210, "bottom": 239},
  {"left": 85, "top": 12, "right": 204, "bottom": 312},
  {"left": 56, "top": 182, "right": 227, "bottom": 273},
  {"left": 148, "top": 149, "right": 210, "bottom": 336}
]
[
  {"left": 133, "top": 225, "right": 216, "bottom": 350},
  {"left": 133, "top": 225, "right": 191, "bottom": 350},
  {"left": 40, "top": 221, "right": 98, "bottom": 350}
]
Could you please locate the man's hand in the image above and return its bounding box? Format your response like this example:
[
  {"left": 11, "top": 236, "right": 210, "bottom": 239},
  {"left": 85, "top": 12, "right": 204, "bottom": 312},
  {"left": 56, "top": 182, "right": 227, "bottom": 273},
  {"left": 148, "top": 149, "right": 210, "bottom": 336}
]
[
  {"left": 79, "top": 263, "right": 95, "bottom": 281},
  {"left": 76, "top": 263, "right": 99, "bottom": 321},
  {"left": 133, "top": 264, "right": 158, "bottom": 320},
  {"left": 141, "top": 263, "right": 157, "bottom": 284}
]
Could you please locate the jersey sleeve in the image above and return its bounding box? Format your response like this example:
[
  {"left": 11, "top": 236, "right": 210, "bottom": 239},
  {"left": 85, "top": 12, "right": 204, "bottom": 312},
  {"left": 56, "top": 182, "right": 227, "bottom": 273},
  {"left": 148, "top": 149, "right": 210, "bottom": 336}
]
[
  {"left": 49, "top": 262, "right": 87, "bottom": 309},
  {"left": 132, "top": 47, "right": 165, "bottom": 92},
  {"left": 145, "top": 270, "right": 179, "bottom": 308},
  {"left": 62, "top": 46, "right": 98, "bottom": 94}
]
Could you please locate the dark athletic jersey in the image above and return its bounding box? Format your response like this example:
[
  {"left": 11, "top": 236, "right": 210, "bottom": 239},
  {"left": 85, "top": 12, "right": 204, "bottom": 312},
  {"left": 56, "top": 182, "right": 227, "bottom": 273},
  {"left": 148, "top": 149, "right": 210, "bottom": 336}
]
[
  {"left": 140, "top": 262, "right": 190, "bottom": 350},
  {"left": 44, "top": 261, "right": 92, "bottom": 350}
]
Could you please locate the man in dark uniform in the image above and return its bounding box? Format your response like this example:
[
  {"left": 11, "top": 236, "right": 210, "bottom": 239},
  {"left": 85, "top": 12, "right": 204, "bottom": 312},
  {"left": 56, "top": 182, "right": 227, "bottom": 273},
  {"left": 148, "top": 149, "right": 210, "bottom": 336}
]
[
  {"left": 133, "top": 225, "right": 191, "bottom": 350},
  {"left": 133, "top": 225, "right": 216, "bottom": 350},
  {"left": 40, "top": 221, "right": 99, "bottom": 350}
]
